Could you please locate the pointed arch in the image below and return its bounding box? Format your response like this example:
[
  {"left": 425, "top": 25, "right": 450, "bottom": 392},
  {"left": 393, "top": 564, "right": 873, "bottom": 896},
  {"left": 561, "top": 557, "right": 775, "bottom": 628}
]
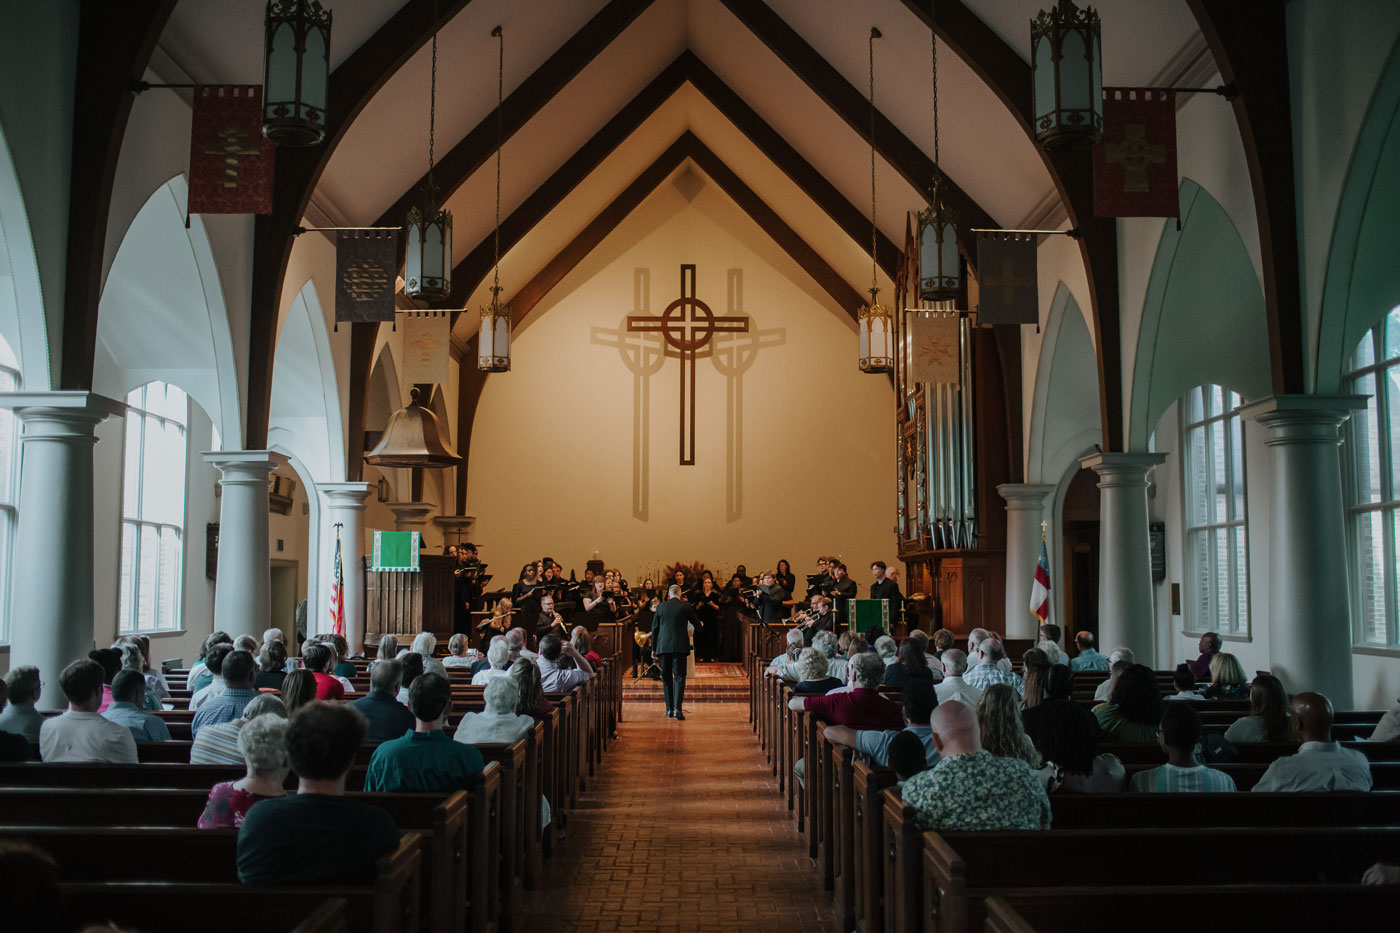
[
  {"left": 1028, "top": 283, "right": 1102, "bottom": 484},
  {"left": 269, "top": 280, "right": 346, "bottom": 483},
  {"left": 1128, "top": 178, "right": 1270, "bottom": 451}
]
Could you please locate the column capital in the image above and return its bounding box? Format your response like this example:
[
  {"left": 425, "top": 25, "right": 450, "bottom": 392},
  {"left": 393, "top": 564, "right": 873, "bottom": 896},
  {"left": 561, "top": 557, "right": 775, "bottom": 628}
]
[
  {"left": 201, "top": 450, "right": 285, "bottom": 484},
  {"left": 1079, "top": 451, "right": 1167, "bottom": 486},
  {"left": 319, "top": 482, "right": 373, "bottom": 508},
  {"left": 0, "top": 391, "right": 125, "bottom": 433},
  {"left": 387, "top": 501, "right": 437, "bottom": 525},
  {"left": 1240, "top": 394, "right": 1367, "bottom": 446},
  {"left": 997, "top": 483, "right": 1056, "bottom": 509},
  {"left": 434, "top": 515, "right": 475, "bottom": 530}
]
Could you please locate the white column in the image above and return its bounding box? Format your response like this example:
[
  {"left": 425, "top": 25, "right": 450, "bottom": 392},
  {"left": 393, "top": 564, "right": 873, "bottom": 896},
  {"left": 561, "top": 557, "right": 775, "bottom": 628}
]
[
  {"left": 320, "top": 482, "right": 372, "bottom": 653},
  {"left": 387, "top": 501, "right": 437, "bottom": 535},
  {"left": 1080, "top": 452, "right": 1167, "bottom": 666},
  {"left": 1, "top": 392, "right": 125, "bottom": 709},
  {"left": 1242, "top": 395, "right": 1365, "bottom": 706},
  {"left": 434, "top": 514, "right": 475, "bottom": 547},
  {"left": 203, "top": 451, "right": 282, "bottom": 639},
  {"left": 998, "top": 484, "right": 1056, "bottom": 640}
]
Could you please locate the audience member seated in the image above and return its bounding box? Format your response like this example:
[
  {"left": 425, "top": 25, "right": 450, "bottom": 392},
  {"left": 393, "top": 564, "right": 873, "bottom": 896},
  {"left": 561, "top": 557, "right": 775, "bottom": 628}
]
[
  {"left": 792, "top": 648, "right": 843, "bottom": 695},
  {"left": 442, "top": 634, "right": 474, "bottom": 669},
  {"left": 1363, "top": 862, "right": 1400, "bottom": 885},
  {"left": 263, "top": 627, "right": 295, "bottom": 674},
  {"left": 1038, "top": 623, "right": 1069, "bottom": 667},
  {"left": 1224, "top": 673, "right": 1295, "bottom": 744},
  {"left": 365, "top": 673, "right": 484, "bottom": 792},
  {"left": 0, "top": 838, "right": 61, "bottom": 933},
  {"left": 327, "top": 634, "right": 358, "bottom": 680},
  {"left": 507, "top": 627, "right": 537, "bottom": 662},
  {"left": 1374, "top": 694, "right": 1400, "bottom": 743},
  {"left": 188, "top": 632, "right": 232, "bottom": 693},
  {"left": 1093, "top": 651, "right": 1135, "bottom": 702},
  {"left": 114, "top": 641, "right": 159, "bottom": 709},
  {"left": 369, "top": 634, "right": 399, "bottom": 672},
  {"left": 0, "top": 666, "right": 43, "bottom": 743},
  {"left": 39, "top": 659, "right": 137, "bottom": 763},
  {"left": 236, "top": 702, "right": 400, "bottom": 885},
  {"left": 254, "top": 640, "right": 288, "bottom": 691},
  {"left": 1020, "top": 648, "right": 1052, "bottom": 710},
  {"left": 573, "top": 627, "right": 603, "bottom": 670},
  {"left": 307, "top": 637, "right": 355, "bottom": 693},
  {"left": 102, "top": 670, "right": 172, "bottom": 741},
  {"left": 1253, "top": 691, "right": 1373, "bottom": 792},
  {"left": 787, "top": 653, "right": 902, "bottom": 729},
  {"left": 472, "top": 637, "right": 513, "bottom": 686},
  {"left": 1187, "top": 631, "right": 1222, "bottom": 681},
  {"left": 1166, "top": 663, "right": 1206, "bottom": 701},
  {"left": 978, "top": 683, "right": 1049, "bottom": 789},
  {"left": 874, "top": 636, "right": 898, "bottom": 668},
  {"left": 1130, "top": 702, "right": 1236, "bottom": 792},
  {"left": 766, "top": 628, "right": 805, "bottom": 671},
  {"left": 198, "top": 714, "right": 290, "bottom": 829},
  {"left": 279, "top": 669, "right": 317, "bottom": 716},
  {"left": 824, "top": 678, "right": 940, "bottom": 768},
  {"left": 962, "top": 637, "right": 1024, "bottom": 698},
  {"left": 191, "top": 649, "right": 259, "bottom": 740},
  {"left": 902, "top": 700, "right": 1052, "bottom": 831},
  {"left": 1093, "top": 663, "right": 1162, "bottom": 743},
  {"left": 395, "top": 652, "right": 426, "bottom": 707},
  {"left": 86, "top": 647, "right": 121, "bottom": 713},
  {"left": 191, "top": 694, "right": 287, "bottom": 765},
  {"left": 412, "top": 632, "right": 447, "bottom": 678},
  {"left": 510, "top": 658, "right": 555, "bottom": 724},
  {"left": 1203, "top": 652, "right": 1250, "bottom": 700},
  {"left": 935, "top": 649, "right": 983, "bottom": 707},
  {"left": 965, "top": 628, "right": 990, "bottom": 663},
  {"left": 189, "top": 643, "right": 233, "bottom": 712},
  {"left": 1069, "top": 630, "right": 1109, "bottom": 672},
  {"left": 119, "top": 634, "right": 170, "bottom": 704},
  {"left": 1037, "top": 699, "right": 1125, "bottom": 793},
  {"left": 456, "top": 676, "right": 534, "bottom": 745},
  {"left": 299, "top": 642, "right": 345, "bottom": 702},
  {"left": 931, "top": 629, "right": 956, "bottom": 659},
  {"left": 883, "top": 640, "right": 935, "bottom": 688},
  {"left": 349, "top": 658, "right": 415, "bottom": 743},
  {"left": 1023, "top": 665, "right": 1073, "bottom": 745},
  {"left": 537, "top": 634, "right": 593, "bottom": 693},
  {"left": 888, "top": 729, "right": 930, "bottom": 788},
  {"left": 0, "top": 678, "right": 34, "bottom": 761},
  {"left": 904, "top": 630, "right": 942, "bottom": 678}
]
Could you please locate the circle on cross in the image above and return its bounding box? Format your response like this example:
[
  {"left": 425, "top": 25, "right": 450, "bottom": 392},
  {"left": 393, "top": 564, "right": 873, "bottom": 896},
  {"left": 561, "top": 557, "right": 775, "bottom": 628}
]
[{"left": 657, "top": 295, "right": 717, "bottom": 352}]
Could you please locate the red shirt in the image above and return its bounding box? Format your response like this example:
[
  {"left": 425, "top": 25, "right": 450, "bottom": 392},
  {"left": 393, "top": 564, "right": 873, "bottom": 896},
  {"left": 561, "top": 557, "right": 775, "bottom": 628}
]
[
  {"left": 311, "top": 672, "right": 345, "bottom": 701},
  {"left": 801, "top": 687, "right": 903, "bottom": 731}
]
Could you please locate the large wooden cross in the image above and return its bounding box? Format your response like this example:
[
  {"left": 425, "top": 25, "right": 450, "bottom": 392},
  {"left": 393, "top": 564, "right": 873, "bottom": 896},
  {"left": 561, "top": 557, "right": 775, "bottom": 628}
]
[{"left": 627, "top": 264, "right": 749, "bottom": 465}]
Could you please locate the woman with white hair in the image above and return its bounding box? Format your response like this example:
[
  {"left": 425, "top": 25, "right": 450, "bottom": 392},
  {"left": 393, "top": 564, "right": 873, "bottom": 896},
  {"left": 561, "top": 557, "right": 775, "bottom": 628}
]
[
  {"left": 197, "top": 713, "right": 289, "bottom": 828},
  {"left": 454, "top": 677, "right": 532, "bottom": 745},
  {"left": 369, "top": 634, "right": 399, "bottom": 672},
  {"left": 413, "top": 632, "right": 447, "bottom": 677},
  {"left": 115, "top": 641, "right": 159, "bottom": 709},
  {"left": 874, "top": 636, "right": 898, "bottom": 666},
  {"left": 114, "top": 635, "right": 169, "bottom": 706},
  {"left": 442, "top": 634, "right": 474, "bottom": 668},
  {"left": 471, "top": 638, "right": 513, "bottom": 685}
]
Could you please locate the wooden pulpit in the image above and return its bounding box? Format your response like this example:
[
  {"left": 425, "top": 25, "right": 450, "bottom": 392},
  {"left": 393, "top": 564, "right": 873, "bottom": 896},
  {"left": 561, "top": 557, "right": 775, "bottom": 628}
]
[{"left": 364, "top": 554, "right": 455, "bottom": 644}]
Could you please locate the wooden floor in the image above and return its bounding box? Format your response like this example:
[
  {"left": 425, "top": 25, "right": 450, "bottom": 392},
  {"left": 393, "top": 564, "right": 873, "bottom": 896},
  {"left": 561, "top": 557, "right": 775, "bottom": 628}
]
[{"left": 521, "top": 696, "right": 839, "bottom": 932}]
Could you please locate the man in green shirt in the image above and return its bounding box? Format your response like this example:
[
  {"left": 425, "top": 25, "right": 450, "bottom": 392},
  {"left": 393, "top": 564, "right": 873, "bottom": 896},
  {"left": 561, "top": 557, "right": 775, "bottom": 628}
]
[{"left": 364, "top": 672, "right": 484, "bottom": 793}]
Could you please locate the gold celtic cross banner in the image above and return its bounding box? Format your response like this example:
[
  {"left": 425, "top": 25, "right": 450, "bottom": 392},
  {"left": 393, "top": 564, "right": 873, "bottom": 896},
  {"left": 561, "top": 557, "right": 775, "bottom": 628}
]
[
  {"left": 334, "top": 230, "right": 399, "bottom": 325},
  {"left": 1093, "top": 87, "right": 1179, "bottom": 219}
]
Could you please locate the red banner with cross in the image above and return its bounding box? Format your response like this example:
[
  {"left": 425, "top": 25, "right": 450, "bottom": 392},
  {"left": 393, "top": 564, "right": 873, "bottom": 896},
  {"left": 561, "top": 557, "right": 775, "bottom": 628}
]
[
  {"left": 1093, "top": 88, "right": 1178, "bottom": 219},
  {"left": 188, "top": 85, "right": 274, "bottom": 215}
]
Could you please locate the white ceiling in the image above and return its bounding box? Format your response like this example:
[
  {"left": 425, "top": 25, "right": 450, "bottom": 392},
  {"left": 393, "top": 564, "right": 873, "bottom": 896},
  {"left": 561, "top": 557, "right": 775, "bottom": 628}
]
[{"left": 156, "top": 0, "right": 1205, "bottom": 327}]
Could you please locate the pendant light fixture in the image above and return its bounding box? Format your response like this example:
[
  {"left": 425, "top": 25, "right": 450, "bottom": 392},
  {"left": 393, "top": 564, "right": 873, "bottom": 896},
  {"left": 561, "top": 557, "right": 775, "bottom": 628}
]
[
  {"left": 262, "top": 0, "right": 332, "bottom": 147},
  {"left": 403, "top": 23, "right": 452, "bottom": 302},
  {"left": 858, "top": 27, "right": 893, "bottom": 374},
  {"left": 478, "top": 26, "right": 511, "bottom": 373},
  {"left": 1031, "top": 0, "right": 1103, "bottom": 150},
  {"left": 917, "top": 5, "right": 961, "bottom": 304}
]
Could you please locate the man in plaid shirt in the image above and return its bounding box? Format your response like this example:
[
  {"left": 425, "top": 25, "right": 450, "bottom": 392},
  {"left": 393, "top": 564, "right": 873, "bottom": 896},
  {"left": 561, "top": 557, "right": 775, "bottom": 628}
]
[{"left": 962, "top": 637, "right": 1024, "bottom": 699}]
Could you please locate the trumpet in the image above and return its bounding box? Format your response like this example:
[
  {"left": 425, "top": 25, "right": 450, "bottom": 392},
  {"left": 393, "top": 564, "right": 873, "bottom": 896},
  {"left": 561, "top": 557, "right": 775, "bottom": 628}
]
[{"left": 792, "top": 608, "right": 816, "bottom": 626}]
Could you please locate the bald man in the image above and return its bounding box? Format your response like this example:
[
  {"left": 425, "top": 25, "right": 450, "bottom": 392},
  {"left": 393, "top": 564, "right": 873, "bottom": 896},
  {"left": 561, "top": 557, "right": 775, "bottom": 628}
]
[
  {"left": 1252, "top": 692, "right": 1373, "bottom": 792},
  {"left": 899, "top": 700, "right": 1051, "bottom": 831}
]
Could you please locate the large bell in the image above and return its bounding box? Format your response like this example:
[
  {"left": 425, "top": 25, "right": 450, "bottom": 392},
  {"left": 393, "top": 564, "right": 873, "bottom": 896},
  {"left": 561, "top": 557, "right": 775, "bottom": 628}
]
[{"left": 364, "top": 386, "right": 461, "bottom": 469}]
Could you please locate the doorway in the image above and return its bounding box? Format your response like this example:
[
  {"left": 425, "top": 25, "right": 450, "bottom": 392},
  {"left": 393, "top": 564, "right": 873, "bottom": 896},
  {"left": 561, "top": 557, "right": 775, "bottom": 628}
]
[
  {"left": 270, "top": 560, "right": 299, "bottom": 644},
  {"left": 1060, "top": 467, "right": 1101, "bottom": 647}
]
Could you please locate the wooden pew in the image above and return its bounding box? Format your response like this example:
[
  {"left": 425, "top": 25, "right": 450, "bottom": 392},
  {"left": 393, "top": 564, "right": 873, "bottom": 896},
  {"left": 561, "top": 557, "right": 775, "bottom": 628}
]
[
  {"left": 58, "top": 892, "right": 348, "bottom": 933},
  {"left": 9, "top": 828, "right": 423, "bottom": 933},
  {"left": 851, "top": 761, "right": 897, "bottom": 933},
  {"left": 1049, "top": 791, "right": 1400, "bottom": 829}
]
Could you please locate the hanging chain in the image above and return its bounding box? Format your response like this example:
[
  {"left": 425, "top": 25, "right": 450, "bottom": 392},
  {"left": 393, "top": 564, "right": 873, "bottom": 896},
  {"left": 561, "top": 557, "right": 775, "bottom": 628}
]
[
  {"left": 869, "top": 27, "right": 879, "bottom": 293},
  {"left": 930, "top": 1, "right": 940, "bottom": 172},
  {"left": 427, "top": 32, "right": 438, "bottom": 193},
  {"left": 491, "top": 26, "right": 504, "bottom": 299}
]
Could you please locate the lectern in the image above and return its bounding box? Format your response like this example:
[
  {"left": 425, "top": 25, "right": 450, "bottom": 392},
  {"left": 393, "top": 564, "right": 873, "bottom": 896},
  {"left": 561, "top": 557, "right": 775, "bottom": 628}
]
[{"left": 364, "top": 554, "right": 455, "bottom": 645}]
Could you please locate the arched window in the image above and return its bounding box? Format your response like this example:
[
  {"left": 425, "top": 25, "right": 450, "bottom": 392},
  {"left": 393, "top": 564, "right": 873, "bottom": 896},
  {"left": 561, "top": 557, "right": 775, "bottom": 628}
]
[
  {"left": 1181, "top": 384, "right": 1249, "bottom": 636},
  {"left": 118, "top": 382, "right": 187, "bottom": 633},
  {"left": 1343, "top": 306, "right": 1400, "bottom": 648},
  {"left": 0, "top": 336, "right": 20, "bottom": 643}
]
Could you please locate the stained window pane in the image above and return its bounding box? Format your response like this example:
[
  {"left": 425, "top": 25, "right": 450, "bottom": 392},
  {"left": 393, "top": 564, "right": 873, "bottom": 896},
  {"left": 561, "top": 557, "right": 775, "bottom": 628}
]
[
  {"left": 1356, "top": 509, "right": 1386, "bottom": 644},
  {"left": 118, "top": 522, "right": 136, "bottom": 632},
  {"left": 1189, "top": 530, "right": 1211, "bottom": 629},
  {"left": 1212, "top": 418, "right": 1227, "bottom": 525},
  {"left": 160, "top": 527, "right": 181, "bottom": 630},
  {"left": 1187, "top": 425, "right": 1209, "bottom": 528},
  {"left": 1233, "top": 525, "right": 1248, "bottom": 636},
  {"left": 1213, "top": 527, "right": 1229, "bottom": 630},
  {"left": 1230, "top": 415, "right": 1245, "bottom": 521},
  {"left": 1188, "top": 387, "right": 1203, "bottom": 423},
  {"left": 1385, "top": 308, "right": 1400, "bottom": 361},
  {"left": 122, "top": 413, "right": 142, "bottom": 517},
  {"left": 137, "top": 525, "right": 159, "bottom": 632},
  {"left": 1353, "top": 373, "right": 1383, "bottom": 505},
  {"left": 1208, "top": 385, "right": 1224, "bottom": 418}
]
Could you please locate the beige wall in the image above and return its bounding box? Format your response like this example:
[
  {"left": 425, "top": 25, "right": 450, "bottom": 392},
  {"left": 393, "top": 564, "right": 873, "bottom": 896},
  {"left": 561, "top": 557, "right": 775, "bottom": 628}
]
[{"left": 466, "top": 176, "right": 897, "bottom": 588}]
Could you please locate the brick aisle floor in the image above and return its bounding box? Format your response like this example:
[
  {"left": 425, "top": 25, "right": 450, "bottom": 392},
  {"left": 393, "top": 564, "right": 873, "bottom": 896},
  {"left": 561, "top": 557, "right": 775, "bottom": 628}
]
[{"left": 521, "top": 700, "right": 840, "bottom": 932}]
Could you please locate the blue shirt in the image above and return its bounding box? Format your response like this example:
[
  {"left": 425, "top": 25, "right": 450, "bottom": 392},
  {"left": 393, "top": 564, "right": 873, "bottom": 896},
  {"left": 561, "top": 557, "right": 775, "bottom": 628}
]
[
  {"left": 855, "top": 724, "right": 940, "bottom": 769},
  {"left": 1069, "top": 648, "right": 1110, "bottom": 672},
  {"left": 1131, "top": 763, "right": 1237, "bottom": 793},
  {"left": 190, "top": 688, "right": 257, "bottom": 739},
  {"left": 350, "top": 691, "right": 418, "bottom": 744},
  {"left": 102, "top": 701, "right": 172, "bottom": 742},
  {"left": 364, "top": 729, "right": 485, "bottom": 793}
]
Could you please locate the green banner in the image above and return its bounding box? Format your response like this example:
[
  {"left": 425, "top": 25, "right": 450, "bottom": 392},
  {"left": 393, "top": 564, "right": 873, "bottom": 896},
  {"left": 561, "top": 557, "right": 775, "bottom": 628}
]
[{"left": 372, "top": 531, "right": 420, "bottom": 572}]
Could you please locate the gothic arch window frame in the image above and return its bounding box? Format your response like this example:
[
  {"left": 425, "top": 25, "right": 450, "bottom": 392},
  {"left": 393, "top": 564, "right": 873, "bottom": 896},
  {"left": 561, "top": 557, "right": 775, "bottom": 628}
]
[
  {"left": 1179, "top": 384, "right": 1250, "bottom": 638},
  {"left": 1342, "top": 306, "right": 1400, "bottom": 649},
  {"left": 118, "top": 381, "right": 189, "bottom": 635},
  {"left": 0, "top": 336, "right": 20, "bottom": 644}
]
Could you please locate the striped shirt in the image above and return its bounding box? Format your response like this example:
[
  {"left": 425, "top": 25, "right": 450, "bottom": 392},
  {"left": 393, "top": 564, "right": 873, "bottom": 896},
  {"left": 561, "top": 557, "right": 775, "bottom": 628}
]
[
  {"left": 1130, "top": 763, "right": 1237, "bottom": 793},
  {"left": 963, "top": 663, "right": 1025, "bottom": 698},
  {"left": 190, "top": 720, "right": 245, "bottom": 765}
]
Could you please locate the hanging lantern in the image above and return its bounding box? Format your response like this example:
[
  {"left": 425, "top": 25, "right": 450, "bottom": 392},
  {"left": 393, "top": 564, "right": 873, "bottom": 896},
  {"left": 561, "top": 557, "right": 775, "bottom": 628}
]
[
  {"left": 1031, "top": 0, "right": 1103, "bottom": 150},
  {"left": 403, "top": 205, "right": 452, "bottom": 301},
  {"left": 262, "top": 0, "right": 331, "bottom": 147},
  {"left": 478, "top": 287, "right": 511, "bottom": 372},
  {"left": 918, "top": 173, "right": 961, "bottom": 303},
  {"left": 859, "top": 289, "right": 893, "bottom": 373}
]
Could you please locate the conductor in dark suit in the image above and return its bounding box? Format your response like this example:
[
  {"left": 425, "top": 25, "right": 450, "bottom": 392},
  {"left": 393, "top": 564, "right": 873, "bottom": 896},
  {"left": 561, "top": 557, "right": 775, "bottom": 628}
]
[{"left": 652, "top": 585, "right": 699, "bottom": 721}]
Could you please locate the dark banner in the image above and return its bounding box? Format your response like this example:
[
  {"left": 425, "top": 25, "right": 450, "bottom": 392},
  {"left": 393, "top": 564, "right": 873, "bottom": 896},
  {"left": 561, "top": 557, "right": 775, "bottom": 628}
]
[
  {"left": 976, "top": 232, "right": 1039, "bottom": 325},
  {"left": 188, "top": 85, "right": 273, "bottom": 215},
  {"left": 335, "top": 230, "right": 399, "bottom": 324},
  {"left": 1093, "top": 87, "right": 1178, "bottom": 218}
]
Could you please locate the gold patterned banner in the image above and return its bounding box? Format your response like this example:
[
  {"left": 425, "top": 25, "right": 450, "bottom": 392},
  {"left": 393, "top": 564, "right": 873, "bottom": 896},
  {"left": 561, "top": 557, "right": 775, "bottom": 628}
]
[
  {"left": 334, "top": 230, "right": 399, "bottom": 324},
  {"left": 906, "top": 312, "right": 961, "bottom": 384},
  {"left": 977, "top": 232, "right": 1039, "bottom": 325},
  {"left": 401, "top": 311, "right": 451, "bottom": 387}
]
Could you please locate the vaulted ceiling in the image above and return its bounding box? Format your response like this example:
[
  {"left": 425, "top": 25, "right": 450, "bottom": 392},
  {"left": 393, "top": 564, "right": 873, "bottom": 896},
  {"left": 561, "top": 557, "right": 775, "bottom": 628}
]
[{"left": 156, "top": 0, "right": 1206, "bottom": 345}]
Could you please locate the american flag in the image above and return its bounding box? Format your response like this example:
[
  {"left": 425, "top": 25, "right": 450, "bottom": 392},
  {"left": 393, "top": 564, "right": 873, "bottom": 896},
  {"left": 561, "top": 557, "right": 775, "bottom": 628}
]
[
  {"left": 1029, "top": 534, "right": 1052, "bottom": 623},
  {"left": 330, "top": 531, "right": 345, "bottom": 637}
]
